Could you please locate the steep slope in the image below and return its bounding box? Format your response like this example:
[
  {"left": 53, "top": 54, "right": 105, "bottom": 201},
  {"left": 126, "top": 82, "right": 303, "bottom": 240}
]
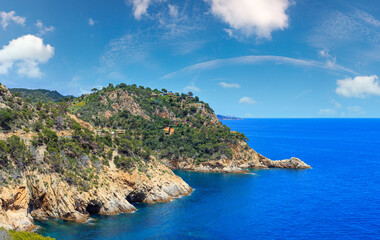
[
  {"left": 69, "top": 83, "right": 310, "bottom": 173},
  {"left": 0, "top": 83, "right": 191, "bottom": 231}
]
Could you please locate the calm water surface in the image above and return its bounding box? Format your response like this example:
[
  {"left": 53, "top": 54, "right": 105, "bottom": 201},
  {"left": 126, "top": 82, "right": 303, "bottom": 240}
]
[{"left": 37, "top": 119, "right": 380, "bottom": 239}]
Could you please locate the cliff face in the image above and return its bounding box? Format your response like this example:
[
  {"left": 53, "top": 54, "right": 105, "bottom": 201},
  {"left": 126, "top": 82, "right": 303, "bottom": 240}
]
[{"left": 0, "top": 160, "right": 191, "bottom": 231}]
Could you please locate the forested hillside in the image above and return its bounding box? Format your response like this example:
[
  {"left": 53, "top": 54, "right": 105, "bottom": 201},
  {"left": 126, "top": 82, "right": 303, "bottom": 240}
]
[
  {"left": 69, "top": 83, "right": 248, "bottom": 164},
  {"left": 9, "top": 88, "right": 67, "bottom": 103}
]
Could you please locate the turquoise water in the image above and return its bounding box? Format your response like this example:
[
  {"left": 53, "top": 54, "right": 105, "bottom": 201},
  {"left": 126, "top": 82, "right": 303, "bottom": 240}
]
[{"left": 37, "top": 119, "right": 380, "bottom": 239}]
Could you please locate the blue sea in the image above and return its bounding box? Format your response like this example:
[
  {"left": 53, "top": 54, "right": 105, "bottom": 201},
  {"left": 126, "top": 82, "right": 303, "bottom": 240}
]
[{"left": 36, "top": 119, "right": 380, "bottom": 240}]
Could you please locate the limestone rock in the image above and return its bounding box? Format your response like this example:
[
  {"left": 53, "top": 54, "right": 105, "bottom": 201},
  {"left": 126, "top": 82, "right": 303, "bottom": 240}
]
[
  {"left": 261, "top": 157, "right": 312, "bottom": 169},
  {"left": 0, "top": 160, "right": 191, "bottom": 231}
]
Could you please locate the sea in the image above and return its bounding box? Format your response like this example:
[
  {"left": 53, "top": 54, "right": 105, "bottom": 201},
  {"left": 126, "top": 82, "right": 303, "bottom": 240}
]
[{"left": 36, "top": 118, "right": 380, "bottom": 240}]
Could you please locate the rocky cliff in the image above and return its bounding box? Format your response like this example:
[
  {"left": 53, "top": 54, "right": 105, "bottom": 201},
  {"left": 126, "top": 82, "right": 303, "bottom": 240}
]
[{"left": 0, "top": 160, "right": 191, "bottom": 231}]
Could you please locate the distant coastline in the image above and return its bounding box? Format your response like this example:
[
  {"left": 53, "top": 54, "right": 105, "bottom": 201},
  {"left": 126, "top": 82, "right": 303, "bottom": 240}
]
[{"left": 217, "top": 115, "right": 244, "bottom": 120}]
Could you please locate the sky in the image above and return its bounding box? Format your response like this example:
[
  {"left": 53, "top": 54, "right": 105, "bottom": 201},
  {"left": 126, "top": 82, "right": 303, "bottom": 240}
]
[{"left": 1, "top": 0, "right": 380, "bottom": 118}]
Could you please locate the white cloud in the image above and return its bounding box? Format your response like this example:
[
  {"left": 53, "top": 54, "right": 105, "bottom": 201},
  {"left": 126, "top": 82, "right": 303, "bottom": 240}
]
[
  {"left": 128, "top": 0, "right": 152, "bottom": 20},
  {"left": 0, "top": 11, "right": 25, "bottom": 30},
  {"left": 161, "top": 55, "right": 356, "bottom": 79},
  {"left": 35, "top": 20, "right": 54, "bottom": 36},
  {"left": 239, "top": 97, "right": 256, "bottom": 104},
  {"left": 0, "top": 34, "right": 54, "bottom": 78},
  {"left": 206, "top": 0, "right": 290, "bottom": 39},
  {"left": 168, "top": 4, "right": 178, "bottom": 18},
  {"left": 319, "top": 48, "right": 337, "bottom": 67},
  {"left": 318, "top": 108, "right": 336, "bottom": 115},
  {"left": 89, "top": 18, "right": 95, "bottom": 26},
  {"left": 219, "top": 81, "right": 240, "bottom": 88},
  {"left": 336, "top": 75, "right": 380, "bottom": 98}
]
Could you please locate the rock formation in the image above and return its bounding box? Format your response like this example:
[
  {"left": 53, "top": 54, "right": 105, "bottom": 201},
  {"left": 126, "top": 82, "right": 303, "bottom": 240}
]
[
  {"left": 164, "top": 141, "right": 311, "bottom": 173},
  {"left": 0, "top": 161, "right": 191, "bottom": 231}
]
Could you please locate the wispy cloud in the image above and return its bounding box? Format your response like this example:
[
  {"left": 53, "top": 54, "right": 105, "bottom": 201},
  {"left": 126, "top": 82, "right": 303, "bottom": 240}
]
[
  {"left": 239, "top": 97, "right": 256, "bottom": 104},
  {"left": 99, "top": 33, "right": 150, "bottom": 72},
  {"left": 0, "top": 11, "right": 25, "bottom": 30},
  {"left": 318, "top": 108, "right": 336, "bottom": 115},
  {"left": 219, "top": 81, "right": 240, "bottom": 88},
  {"left": 168, "top": 4, "right": 178, "bottom": 18},
  {"left": 309, "top": 9, "right": 380, "bottom": 48},
  {"left": 161, "top": 55, "right": 356, "bottom": 79},
  {"left": 347, "top": 105, "right": 363, "bottom": 113},
  {"left": 184, "top": 84, "right": 200, "bottom": 93},
  {"left": 36, "top": 20, "right": 55, "bottom": 36}
]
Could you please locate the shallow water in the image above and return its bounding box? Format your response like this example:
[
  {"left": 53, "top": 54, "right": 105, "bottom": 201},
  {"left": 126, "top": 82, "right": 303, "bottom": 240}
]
[{"left": 37, "top": 119, "right": 380, "bottom": 239}]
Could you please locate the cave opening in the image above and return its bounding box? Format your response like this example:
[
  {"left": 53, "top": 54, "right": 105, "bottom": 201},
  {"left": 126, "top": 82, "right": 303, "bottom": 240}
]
[
  {"left": 127, "top": 191, "right": 146, "bottom": 203},
  {"left": 86, "top": 200, "right": 102, "bottom": 215}
]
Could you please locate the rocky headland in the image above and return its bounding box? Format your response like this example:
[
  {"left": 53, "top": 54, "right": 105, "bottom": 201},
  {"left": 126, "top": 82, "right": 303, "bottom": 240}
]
[{"left": 0, "top": 83, "right": 310, "bottom": 232}]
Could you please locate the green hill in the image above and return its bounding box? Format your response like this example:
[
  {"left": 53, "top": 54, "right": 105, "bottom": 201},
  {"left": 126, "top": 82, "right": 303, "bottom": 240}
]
[{"left": 9, "top": 88, "right": 67, "bottom": 103}]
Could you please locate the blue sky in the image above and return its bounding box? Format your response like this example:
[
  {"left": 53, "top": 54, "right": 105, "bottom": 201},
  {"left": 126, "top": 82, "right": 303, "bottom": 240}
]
[{"left": 1, "top": 0, "right": 380, "bottom": 117}]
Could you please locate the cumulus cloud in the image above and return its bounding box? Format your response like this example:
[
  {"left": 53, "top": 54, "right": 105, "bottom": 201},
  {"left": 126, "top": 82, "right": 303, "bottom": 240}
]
[
  {"left": 0, "top": 34, "right": 54, "bottom": 78},
  {"left": 206, "top": 0, "right": 290, "bottom": 39},
  {"left": 336, "top": 75, "right": 380, "bottom": 98},
  {"left": 36, "top": 20, "right": 55, "bottom": 36},
  {"left": 239, "top": 97, "right": 256, "bottom": 104},
  {"left": 1, "top": 11, "right": 25, "bottom": 30},
  {"left": 219, "top": 81, "right": 240, "bottom": 88}
]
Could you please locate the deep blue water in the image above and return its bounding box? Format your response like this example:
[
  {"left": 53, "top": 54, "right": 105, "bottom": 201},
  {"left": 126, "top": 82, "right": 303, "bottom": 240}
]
[{"left": 37, "top": 119, "right": 380, "bottom": 240}]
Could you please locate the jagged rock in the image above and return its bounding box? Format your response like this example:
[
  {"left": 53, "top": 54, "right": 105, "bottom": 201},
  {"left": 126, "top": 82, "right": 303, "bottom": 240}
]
[
  {"left": 0, "top": 186, "right": 34, "bottom": 231},
  {"left": 0, "top": 160, "right": 191, "bottom": 231}
]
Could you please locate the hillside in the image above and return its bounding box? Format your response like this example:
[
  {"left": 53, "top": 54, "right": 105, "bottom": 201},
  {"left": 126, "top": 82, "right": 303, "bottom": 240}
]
[
  {"left": 0, "top": 82, "right": 310, "bottom": 232},
  {"left": 9, "top": 88, "right": 67, "bottom": 103},
  {"left": 0, "top": 83, "right": 191, "bottom": 231},
  {"left": 69, "top": 83, "right": 310, "bottom": 172}
]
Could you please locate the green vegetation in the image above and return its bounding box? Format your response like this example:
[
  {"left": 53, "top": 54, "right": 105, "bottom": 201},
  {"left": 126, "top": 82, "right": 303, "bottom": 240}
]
[
  {"left": 67, "top": 83, "right": 248, "bottom": 164},
  {"left": 0, "top": 228, "right": 54, "bottom": 240},
  {"left": 0, "top": 82, "right": 248, "bottom": 189},
  {"left": 0, "top": 109, "right": 12, "bottom": 129},
  {"left": 9, "top": 88, "right": 68, "bottom": 103}
]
